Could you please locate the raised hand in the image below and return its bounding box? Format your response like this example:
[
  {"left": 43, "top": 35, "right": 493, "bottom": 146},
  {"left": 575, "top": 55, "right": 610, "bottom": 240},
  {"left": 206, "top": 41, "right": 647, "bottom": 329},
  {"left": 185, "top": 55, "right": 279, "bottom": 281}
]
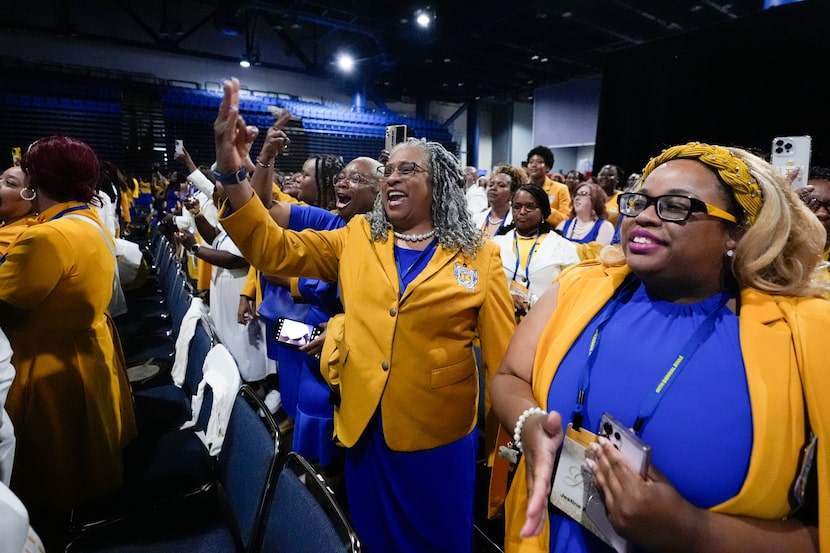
[{"left": 213, "top": 78, "right": 248, "bottom": 173}]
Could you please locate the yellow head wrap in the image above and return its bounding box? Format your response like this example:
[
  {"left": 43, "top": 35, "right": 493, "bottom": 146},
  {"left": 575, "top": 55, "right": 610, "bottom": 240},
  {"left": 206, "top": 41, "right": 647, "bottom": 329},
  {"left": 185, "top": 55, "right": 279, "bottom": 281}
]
[{"left": 640, "top": 142, "right": 763, "bottom": 226}]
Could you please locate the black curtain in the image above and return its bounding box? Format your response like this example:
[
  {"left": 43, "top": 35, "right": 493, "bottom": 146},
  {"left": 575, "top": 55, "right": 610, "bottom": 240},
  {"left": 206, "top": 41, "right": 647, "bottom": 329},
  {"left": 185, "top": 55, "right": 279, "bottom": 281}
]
[{"left": 595, "top": 0, "right": 829, "bottom": 174}]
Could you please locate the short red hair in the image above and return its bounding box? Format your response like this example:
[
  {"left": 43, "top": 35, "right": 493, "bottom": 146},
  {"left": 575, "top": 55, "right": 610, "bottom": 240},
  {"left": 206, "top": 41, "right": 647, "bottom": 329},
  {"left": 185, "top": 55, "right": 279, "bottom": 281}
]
[{"left": 21, "top": 136, "right": 101, "bottom": 205}]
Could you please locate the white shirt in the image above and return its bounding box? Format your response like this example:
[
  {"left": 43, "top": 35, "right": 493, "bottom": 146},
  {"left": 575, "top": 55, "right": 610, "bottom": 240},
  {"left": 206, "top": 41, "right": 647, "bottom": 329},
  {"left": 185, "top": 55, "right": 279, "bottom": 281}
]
[{"left": 465, "top": 185, "right": 488, "bottom": 217}]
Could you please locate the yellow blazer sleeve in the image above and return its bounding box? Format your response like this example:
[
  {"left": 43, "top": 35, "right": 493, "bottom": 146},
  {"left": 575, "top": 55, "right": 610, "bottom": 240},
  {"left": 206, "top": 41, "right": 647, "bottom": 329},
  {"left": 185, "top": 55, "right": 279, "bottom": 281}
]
[
  {"left": 544, "top": 179, "right": 572, "bottom": 227},
  {"left": 219, "top": 194, "right": 342, "bottom": 282},
  {"left": 241, "top": 266, "right": 257, "bottom": 299}
]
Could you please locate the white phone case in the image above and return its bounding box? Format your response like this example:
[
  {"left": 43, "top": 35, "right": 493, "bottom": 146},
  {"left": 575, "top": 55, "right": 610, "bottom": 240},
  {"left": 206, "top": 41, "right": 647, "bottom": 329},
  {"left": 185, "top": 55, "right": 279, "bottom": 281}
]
[{"left": 771, "top": 135, "right": 811, "bottom": 189}]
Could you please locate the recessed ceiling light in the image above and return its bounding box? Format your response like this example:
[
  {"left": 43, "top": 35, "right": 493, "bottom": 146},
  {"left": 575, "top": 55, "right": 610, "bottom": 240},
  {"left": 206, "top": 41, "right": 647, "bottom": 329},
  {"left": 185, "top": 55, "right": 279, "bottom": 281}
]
[
  {"left": 239, "top": 59, "right": 251, "bottom": 68},
  {"left": 531, "top": 54, "right": 539, "bottom": 61},
  {"left": 540, "top": 57, "right": 549, "bottom": 63}
]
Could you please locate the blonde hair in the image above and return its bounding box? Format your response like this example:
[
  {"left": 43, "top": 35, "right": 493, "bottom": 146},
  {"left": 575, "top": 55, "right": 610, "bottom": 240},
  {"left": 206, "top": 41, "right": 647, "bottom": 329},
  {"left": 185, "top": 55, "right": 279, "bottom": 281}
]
[{"left": 607, "top": 142, "right": 825, "bottom": 296}]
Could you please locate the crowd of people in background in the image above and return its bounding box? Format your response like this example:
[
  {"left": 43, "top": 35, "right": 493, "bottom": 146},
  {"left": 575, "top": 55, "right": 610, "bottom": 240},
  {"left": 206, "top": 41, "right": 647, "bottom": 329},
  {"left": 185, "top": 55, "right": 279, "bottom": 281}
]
[{"left": 0, "top": 77, "right": 827, "bottom": 553}]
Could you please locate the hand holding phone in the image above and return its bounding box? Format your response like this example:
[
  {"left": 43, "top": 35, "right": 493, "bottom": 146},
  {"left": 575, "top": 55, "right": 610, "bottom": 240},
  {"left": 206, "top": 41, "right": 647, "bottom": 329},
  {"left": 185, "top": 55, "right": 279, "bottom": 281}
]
[
  {"left": 582, "top": 413, "right": 652, "bottom": 553},
  {"left": 771, "top": 135, "right": 811, "bottom": 189},
  {"left": 274, "top": 317, "right": 324, "bottom": 349}
]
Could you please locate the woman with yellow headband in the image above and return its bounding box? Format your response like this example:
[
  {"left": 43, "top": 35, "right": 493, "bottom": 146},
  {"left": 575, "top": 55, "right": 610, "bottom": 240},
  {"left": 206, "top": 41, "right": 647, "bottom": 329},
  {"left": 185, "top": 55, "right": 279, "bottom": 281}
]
[{"left": 491, "top": 142, "right": 828, "bottom": 553}]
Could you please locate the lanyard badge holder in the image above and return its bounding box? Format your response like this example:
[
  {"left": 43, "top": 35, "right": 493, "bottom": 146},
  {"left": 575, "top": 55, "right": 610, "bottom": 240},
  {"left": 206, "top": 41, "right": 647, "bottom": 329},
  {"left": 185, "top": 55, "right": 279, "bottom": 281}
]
[{"left": 550, "top": 280, "right": 727, "bottom": 552}]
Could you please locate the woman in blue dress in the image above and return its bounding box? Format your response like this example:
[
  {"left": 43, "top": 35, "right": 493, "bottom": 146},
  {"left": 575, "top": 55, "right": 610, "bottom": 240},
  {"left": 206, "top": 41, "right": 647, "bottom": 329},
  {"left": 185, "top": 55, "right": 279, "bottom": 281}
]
[
  {"left": 214, "top": 77, "right": 516, "bottom": 553},
  {"left": 556, "top": 182, "right": 614, "bottom": 245},
  {"left": 491, "top": 142, "right": 829, "bottom": 553}
]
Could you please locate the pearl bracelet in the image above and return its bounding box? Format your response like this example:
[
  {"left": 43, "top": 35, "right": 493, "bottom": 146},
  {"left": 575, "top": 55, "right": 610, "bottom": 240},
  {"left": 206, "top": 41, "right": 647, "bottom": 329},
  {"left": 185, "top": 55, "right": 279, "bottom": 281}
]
[{"left": 512, "top": 407, "right": 547, "bottom": 453}]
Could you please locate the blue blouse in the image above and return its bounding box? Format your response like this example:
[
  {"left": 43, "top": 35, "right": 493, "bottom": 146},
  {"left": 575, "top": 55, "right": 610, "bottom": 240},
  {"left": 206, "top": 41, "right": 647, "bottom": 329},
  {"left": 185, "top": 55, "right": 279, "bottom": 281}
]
[{"left": 546, "top": 279, "right": 752, "bottom": 553}]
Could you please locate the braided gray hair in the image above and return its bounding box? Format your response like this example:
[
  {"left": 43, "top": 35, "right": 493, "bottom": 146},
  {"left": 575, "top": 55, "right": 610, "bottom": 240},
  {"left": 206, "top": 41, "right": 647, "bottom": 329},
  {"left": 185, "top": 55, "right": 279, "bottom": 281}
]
[{"left": 366, "top": 138, "right": 485, "bottom": 255}]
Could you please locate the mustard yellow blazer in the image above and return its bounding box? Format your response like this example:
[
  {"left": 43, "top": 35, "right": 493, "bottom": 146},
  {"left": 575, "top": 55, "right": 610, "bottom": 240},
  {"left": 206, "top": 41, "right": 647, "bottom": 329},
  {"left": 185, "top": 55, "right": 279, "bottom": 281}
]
[
  {"left": 221, "top": 194, "right": 516, "bottom": 451},
  {"left": 503, "top": 262, "right": 830, "bottom": 552}
]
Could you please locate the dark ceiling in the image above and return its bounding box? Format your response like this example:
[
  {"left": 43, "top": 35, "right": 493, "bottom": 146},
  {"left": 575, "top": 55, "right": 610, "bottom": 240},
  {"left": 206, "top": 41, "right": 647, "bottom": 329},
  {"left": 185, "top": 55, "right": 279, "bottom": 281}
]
[{"left": 2, "top": 0, "right": 769, "bottom": 104}]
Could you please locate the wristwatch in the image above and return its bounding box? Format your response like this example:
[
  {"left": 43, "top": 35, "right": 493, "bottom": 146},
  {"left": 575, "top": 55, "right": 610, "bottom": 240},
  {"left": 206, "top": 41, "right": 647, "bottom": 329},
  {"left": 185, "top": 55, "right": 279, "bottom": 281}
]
[
  {"left": 212, "top": 166, "right": 249, "bottom": 185},
  {"left": 190, "top": 243, "right": 200, "bottom": 254}
]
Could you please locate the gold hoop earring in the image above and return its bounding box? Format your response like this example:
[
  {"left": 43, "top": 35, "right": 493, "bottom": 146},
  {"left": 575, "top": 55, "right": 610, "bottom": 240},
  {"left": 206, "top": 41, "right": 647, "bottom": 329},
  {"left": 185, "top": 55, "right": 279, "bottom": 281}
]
[{"left": 19, "top": 188, "right": 36, "bottom": 201}]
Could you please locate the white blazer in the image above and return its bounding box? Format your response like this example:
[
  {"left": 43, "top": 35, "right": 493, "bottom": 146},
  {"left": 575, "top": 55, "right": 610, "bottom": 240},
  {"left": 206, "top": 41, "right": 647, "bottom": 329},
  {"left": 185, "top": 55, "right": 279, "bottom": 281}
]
[{"left": 491, "top": 229, "right": 580, "bottom": 306}]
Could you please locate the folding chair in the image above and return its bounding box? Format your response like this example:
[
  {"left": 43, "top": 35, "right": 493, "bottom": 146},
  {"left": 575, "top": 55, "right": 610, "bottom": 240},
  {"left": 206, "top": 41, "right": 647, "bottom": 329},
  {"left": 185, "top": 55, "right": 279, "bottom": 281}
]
[
  {"left": 66, "top": 385, "right": 281, "bottom": 553},
  {"left": 259, "top": 451, "right": 361, "bottom": 553}
]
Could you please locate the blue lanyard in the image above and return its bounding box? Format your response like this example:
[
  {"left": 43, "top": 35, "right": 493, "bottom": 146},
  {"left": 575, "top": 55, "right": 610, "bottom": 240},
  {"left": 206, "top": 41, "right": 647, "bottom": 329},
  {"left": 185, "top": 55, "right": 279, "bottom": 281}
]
[
  {"left": 48, "top": 204, "right": 90, "bottom": 221},
  {"left": 0, "top": 205, "right": 90, "bottom": 267},
  {"left": 482, "top": 209, "right": 508, "bottom": 233},
  {"left": 511, "top": 230, "right": 542, "bottom": 284},
  {"left": 571, "top": 279, "right": 729, "bottom": 434},
  {"left": 394, "top": 239, "right": 438, "bottom": 296}
]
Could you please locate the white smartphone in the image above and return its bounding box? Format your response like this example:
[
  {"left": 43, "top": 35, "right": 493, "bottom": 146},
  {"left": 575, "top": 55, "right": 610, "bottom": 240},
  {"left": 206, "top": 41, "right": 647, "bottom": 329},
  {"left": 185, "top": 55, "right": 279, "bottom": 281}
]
[
  {"left": 771, "top": 135, "right": 811, "bottom": 189},
  {"left": 597, "top": 412, "right": 651, "bottom": 475},
  {"left": 583, "top": 413, "right": 652, "bottom": 553},
  {"left": 175, "top": 139, "right": 184, "bottom": 155},
  {"left": 385, "top": 125, "right": 408, "bottom": 152}
]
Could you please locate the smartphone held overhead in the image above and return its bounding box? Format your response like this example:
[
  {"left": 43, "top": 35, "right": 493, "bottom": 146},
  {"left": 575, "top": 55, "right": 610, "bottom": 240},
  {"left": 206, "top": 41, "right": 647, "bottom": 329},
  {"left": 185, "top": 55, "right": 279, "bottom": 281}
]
[
  {"left": 175, "top": 139, "right": 184, "bottom": 155},
  {"left": 771, "top": 135, "right": 811, "bottom": 189}
]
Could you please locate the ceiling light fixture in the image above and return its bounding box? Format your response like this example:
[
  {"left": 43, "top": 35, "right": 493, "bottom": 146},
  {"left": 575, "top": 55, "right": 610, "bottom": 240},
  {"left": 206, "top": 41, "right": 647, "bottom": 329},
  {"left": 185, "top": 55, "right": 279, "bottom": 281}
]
[
  {"left": 239, "top": 58, "right": 251, "bottom": 68},
  {"left": 415, "top": 8, "right": 434, "bottom": 29},
  {"left": 337, "top": 53, "right": 355, "bottom": 73}
]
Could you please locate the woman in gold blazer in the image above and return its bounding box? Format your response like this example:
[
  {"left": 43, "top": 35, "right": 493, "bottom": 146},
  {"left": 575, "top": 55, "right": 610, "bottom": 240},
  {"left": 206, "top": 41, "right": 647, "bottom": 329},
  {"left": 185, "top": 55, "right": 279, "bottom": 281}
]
[{"left": 215, "top": 77, "right": 515, "bottom": 553}]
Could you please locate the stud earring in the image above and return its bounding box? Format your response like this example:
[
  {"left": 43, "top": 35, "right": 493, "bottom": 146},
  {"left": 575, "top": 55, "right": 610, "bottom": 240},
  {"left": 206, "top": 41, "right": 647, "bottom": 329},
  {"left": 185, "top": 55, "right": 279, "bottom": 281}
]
[{"left": 726, "top": 249, "right": 734, "bottom": 258}]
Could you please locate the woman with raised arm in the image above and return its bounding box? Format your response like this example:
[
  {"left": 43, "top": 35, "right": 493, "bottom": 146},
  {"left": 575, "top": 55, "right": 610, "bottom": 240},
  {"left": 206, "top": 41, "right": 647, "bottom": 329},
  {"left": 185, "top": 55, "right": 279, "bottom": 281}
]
[
  {"left": 214, "top": 78, "right": 515, "bottom": 553},
  {"left": 491, "top": 142, "right": 828, "bottom": 553}
]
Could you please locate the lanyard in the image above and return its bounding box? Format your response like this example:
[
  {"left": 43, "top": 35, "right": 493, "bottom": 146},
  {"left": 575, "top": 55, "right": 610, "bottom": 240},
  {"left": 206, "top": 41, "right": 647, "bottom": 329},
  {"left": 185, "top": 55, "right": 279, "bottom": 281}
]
[
  {"left": 0, "top": 205, "right": 90, "bottom": 266},
  {"left": 571, "top": 280, "right": 729, "bottom": 434},
  {"left": 511, "top": 230, "right": 541, "bottom": 284},
  {"left": 394, "top": 239, "right": 438, "bottom": 296},
  {"left": 48, "top": 204, "right": 90, "bottom": 221},
  {"left": 482, "top": 209, "right": 508, "bottom": 233}
]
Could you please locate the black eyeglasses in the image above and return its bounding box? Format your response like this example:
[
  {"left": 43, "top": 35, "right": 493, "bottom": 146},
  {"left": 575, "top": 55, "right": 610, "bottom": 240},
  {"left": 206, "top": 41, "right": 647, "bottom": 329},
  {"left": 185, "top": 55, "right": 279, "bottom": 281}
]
[
  {"left": 806, "top": 197, "right": 830, "bottom": 212},
  {"left": 377, "top": 161, "right": 428, "bottom": 178},
  {"left": 512, "top": 203, "right": 540, "bottom": 213},
  {"left": 336, "top": 172, "right": 373, "bottom": 186},
  {"left": 618, "top": 192, "right": 737, "bottom": 223}
]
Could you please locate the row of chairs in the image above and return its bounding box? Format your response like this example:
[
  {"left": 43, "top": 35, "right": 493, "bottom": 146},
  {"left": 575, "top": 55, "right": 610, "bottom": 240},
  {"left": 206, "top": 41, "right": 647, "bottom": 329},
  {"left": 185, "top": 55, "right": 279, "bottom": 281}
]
[
  {"left": 67, "top": 231, "right": 360, "bottom": 552},
  {"left": 67, "top": 385, "right": 359, "bottom": 553}
]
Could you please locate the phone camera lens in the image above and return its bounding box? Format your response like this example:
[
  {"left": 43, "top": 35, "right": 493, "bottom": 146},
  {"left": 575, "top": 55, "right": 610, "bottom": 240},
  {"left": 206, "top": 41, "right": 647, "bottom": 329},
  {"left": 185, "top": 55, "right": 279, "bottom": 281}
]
[
  {"left": 602, "top": 422, "right": 612, "bottom": 436},
  {"left": 775, "top": 139, "right": 784, "bottom": 147},
  {"left": 775, "top": 147, "right": 784, "bottom": 154}
]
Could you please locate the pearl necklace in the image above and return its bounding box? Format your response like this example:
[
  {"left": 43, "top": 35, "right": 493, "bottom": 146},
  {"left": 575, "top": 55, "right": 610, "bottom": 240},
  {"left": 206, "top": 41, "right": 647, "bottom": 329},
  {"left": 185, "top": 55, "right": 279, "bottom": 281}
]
[
  {"left": 394, "top": 229, "right": 436, "bottom": 242},
  {"left": 569, "top": 219, "right": 594, "bottom": 237}
]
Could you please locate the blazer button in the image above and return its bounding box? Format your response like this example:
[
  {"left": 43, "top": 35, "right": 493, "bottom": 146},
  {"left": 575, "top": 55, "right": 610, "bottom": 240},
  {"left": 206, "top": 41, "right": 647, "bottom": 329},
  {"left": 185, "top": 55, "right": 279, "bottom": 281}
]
[
  {"left": 381, "top": 361, "right": 389, "bottom": 371},
  {"left": 389, "top": 307, "right": 397, "bottom": 317}
]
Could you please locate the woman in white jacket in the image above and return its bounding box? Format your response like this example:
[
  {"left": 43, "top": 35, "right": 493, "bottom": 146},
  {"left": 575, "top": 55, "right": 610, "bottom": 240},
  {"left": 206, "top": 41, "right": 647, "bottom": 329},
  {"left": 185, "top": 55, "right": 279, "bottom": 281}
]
[{"left": 492, "top": 184, "right": 580, "bottom": 321}]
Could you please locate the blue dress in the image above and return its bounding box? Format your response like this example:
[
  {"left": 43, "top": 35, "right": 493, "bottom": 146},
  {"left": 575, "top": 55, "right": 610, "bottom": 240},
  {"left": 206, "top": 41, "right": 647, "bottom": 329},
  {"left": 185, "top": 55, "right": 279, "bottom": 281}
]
[
  {"left": 257, "top": 205, "right": 344, "bottom": 467},
  {"left": 546, "top": 279, "right": 753, "bottom": 553},
  {"left": 561, "top": 218, "right": 606, "bottom": 244},
  {"left": 344, "top": 244, "right": 478, "bottom": 553}
]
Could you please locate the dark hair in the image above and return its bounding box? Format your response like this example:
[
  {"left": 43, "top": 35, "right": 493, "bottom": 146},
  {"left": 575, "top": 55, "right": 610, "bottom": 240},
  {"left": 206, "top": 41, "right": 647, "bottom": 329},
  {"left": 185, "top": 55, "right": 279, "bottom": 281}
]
[
  {"left": 491, "top": 163, "right": 529, "bottom": 196},
  {"left": 21, "top": 135, "right": 101, "bottom": 205},
  {"left": 597, "top": 164, "right": 626, "bottom": 192},
  {"left": 313, "top": 154, "right": 344, "bottom": 211},
  {"left": 527, "top": 145, "right": 554, "bottom": 169},
  {"left": 497, "top": 185, "right": 555, "bottom": 236},
  {"left": 810, "top": 166, "right": 830, "bottom": 181}
]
